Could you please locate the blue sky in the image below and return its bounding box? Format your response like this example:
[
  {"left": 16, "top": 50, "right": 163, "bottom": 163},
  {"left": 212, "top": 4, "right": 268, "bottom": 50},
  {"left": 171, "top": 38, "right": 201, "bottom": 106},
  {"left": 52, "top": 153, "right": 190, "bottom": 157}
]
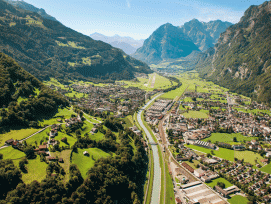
[{"left": 23, "top": 0, "right": 266, "bottom": 39}]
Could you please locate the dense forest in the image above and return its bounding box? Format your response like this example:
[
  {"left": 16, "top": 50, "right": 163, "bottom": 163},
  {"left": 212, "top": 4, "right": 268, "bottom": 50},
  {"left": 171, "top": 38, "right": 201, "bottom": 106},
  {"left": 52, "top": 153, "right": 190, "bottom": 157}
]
[
  {"left": 0, "top": 117, "right": 148, "bottom": 204},
  {"left": 0, "top": 52, "right": 68, "bottom": 130},
  {"left": 0, "top": 0, "right": 152, "bottom": 84}
]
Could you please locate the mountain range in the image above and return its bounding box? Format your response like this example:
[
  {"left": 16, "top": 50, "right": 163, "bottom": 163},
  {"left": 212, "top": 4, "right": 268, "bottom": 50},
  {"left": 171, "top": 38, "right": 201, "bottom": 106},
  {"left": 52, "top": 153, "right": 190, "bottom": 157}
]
[
  {"left": 4, "top": 0, "right": 57, "bottom": 21},
  {"left": 132, "top": 23, "right": 200, "bottom": 64},
  {"left": 180, "top": 19, "right": 233, "bottom": 51},
  {"left": 90, "top": 33, "right": 144, "bottom": 55},
  {"left": 132, "top": 20, "right": 232, "bottom": 65},
  {"left": 0, "top": 0, "right": 152, "bottom": 84},
  {"left": 178, "top": 1, "right": 271, "bottom": 103}
]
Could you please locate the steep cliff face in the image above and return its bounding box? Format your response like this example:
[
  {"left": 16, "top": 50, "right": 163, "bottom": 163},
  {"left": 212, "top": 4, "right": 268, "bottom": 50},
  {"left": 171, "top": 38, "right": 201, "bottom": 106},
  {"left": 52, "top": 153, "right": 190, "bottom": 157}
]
[
  {"left": 198, "top": 1, "right": 271, "bottom": 103},
  {"left": 180, "top": 19, "right": 232, "bottom": 51},
  {"left": 132, "top": 23, "right": 199, "bottom": 64}
]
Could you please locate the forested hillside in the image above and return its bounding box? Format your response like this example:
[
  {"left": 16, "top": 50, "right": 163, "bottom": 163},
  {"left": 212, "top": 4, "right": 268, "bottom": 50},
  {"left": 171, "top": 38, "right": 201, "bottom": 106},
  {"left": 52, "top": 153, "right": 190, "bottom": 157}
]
[
  {"left": 0, "top": 0, "right": 152, "bottom": 83},
  {"left": 0, "top": 52, "right": 68, "bottom": 129},
  {"left": 177, "top": 1, "right": 271, "bottom": 104}
]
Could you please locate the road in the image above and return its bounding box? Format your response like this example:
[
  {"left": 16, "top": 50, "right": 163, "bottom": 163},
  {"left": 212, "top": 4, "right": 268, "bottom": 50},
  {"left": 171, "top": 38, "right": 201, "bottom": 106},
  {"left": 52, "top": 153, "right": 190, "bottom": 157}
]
[{"left": 137, "top": 93, "right": 163, "bottom": 204}]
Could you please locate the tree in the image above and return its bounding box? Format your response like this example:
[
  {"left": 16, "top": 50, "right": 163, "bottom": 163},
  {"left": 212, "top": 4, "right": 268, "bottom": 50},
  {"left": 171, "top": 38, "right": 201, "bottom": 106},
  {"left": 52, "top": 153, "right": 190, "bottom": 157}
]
[
  {"left": 233, "top": 137, "right": 237, "bottom": 142},
  {"left": 24, "top": 146, "right": 36, "bottom": 159},
  {"left": 0, "top": 153, "right": 3, "bottom": 160}
]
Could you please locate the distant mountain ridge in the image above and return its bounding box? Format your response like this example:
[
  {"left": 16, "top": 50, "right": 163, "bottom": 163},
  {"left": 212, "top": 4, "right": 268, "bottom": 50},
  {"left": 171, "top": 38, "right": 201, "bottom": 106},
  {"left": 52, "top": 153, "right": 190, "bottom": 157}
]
[
  {"left": 4, "top": 0, "right": 57, "bottom": 21},
  {"left": 0, "top": 0, "right": 152, "bottom": 83},
  {"left": 90, "top": 33, "right": 144, "bottom": 55},
  {"left": 179, "top": 1, "right": 271, "bottom": 104},
  {"left": 132, "top": 23, "right": 200, "bottom": 64},
  {"left": 180, "top": 19, "right": 233, "bottom": 51}
]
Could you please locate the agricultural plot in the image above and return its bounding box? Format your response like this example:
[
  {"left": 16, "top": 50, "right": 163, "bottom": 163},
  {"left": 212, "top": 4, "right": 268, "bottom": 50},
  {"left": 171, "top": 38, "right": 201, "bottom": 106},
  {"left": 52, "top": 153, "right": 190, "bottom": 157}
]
[
  {"left": 51, "top": 150, "right": 72, "bottom": 182},
  {"left": 21, "top": 157, "right": 48, "bottom": 184},
  {"left": 72, "top": 148, "right": 111, "bottom": 179},
  {"left": 0, "top": 128, "right": 41, "bottom": 146},
  {"left": 26, "top": 130, "right": 49, "bottom": 147},
  {"left": 161, "top": 83, "right": 188, "bottom": 100},
  {"left": 0, "top": 146, "right": 25, "bottom": 160}
]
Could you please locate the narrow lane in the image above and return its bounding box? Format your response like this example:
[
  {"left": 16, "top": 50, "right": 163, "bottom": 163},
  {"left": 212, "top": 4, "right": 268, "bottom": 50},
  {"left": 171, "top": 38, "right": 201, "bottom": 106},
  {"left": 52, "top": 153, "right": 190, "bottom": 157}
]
[{"left": 137, "top": 93, "right": 163, "bottom": 204}]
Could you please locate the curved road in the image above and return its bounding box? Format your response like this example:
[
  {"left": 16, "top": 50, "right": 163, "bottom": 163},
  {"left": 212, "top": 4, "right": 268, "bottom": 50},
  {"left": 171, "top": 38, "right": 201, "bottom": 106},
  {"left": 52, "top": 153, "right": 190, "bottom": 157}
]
[{"left": 137, "top": 93, "right": 163, "bottom": 204}]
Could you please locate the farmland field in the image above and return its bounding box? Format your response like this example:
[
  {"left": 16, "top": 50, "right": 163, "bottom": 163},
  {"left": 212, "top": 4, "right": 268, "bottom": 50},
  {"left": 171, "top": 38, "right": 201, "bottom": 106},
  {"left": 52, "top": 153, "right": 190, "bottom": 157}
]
[
  {"left": 0, "top": 128, "right": 41, "bottom": 146},
  {"left": 0, "top": 146, "right": 25, "bottom": 160},
  {"left": 51, "top": 150, "right": 72, "bottom": 182},
  {"left": 162, "top": 84, "right": 188, "bottom": 100},
  {"left": 72, "top": 148, "right": 111, "bottom": 179},
  {"left": 21, "top": 157, "right": 48, "bottom": 184}
]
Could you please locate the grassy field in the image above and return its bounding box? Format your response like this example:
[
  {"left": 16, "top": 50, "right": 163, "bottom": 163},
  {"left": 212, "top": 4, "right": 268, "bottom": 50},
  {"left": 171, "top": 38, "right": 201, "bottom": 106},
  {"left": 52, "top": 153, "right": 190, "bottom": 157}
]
[
  {"left": 0, "top": 128, "right": 41, "bottom": 146},
  {"left": 185, "top": 144, "right": 235, "bottom": 161},
  {"left": 123, "top": 115, "right": 134, "bottom": 128},
  {"left": 72, "top": 148, "right": 111, "bottom": 179},
  {"left": 235, "top": 151, "right": 264, "bottom": 167},
  {"left": 228, "top": 195, "right": 249, "bottom": 204},
  {"left": 54, "top": 132, "right": 77, "bottom": 148},
  {"left": 161, "top": 84, "right": 188, "bottom": 100},
  {"left": 40, "top": 107, "right": 76, "bottom": 126},
  {"left": 182, "top": 110, "right": 209, "bottom": 119},
  {"left": 260, "top": 163, "right": 271, "bottom": 174},
  {"left": 26, "top": 130, "right": 49, "bottom": 147},
  {"left": 0, "top": 146, "right": 25, "bottom": 160},
  {"left": 206, "top": 177, "right": 233, "bottom": 188},
  {"left": 203, "top": 133, "right": 255, "bottom": 144},
  {"left": 184, "top": 160, "right": 200, "bottom": 169},
  {"left": 51, "top": 150, "right": 72, "bottom": 182},
  {"left": 21, "top": 157, "right": 48, "bottom": 184},
  {"left": 186, "top": 144, "right": 263, "bottom": 167}
]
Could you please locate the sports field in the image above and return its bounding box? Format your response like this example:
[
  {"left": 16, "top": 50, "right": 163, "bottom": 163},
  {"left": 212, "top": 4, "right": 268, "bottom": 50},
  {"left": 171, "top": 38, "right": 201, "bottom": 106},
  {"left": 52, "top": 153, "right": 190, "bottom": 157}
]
[
  {"left": 203, "top": 133, "right": 255, "bottom": 144},
  {"left": 228, "top": 195, "right": 249, "bottom": 204},
  {"left": 182, "top": 110, "right": 209, "bottom": 119},
  {"left": 206, "top": 178, "right": 233, "bottom": 188}
]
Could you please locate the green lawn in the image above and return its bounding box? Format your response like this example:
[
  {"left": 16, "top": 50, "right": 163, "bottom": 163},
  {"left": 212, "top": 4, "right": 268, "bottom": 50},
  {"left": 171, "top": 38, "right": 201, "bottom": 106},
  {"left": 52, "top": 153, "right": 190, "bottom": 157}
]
[
  {"left": 184, "top": 160, "right": 200, "bottom": 169},
  {"left": 21, "top": 157, "right": 48, "bottom": 184},
  {"left": 0, "top": 128, "right": 41, "bottom": 146},
  {"left": 185, "top": 144, "right": 235, "bottom": 161},
  {"left": 186, "top": 144, "right": 263, "bottom": 167},
  {"left": 51, "top": 150, "right": 72, "bottom": 182},
  {"left": 54, "top": 132, "right": 77, "bottom": 148},
  {"left": 72, "top": 148, "right": 111, "bottom": 179},
  {"left": 203, "top": 133, "right": 255, "bottom": 144},
  {"left": 206, "top": 178, "right": 233, "bottom": 188},
  {"left": 235, "top": 151, "right": 264, "bottom": 167},
  {"left": 182, "top": 110, "right": 209, "bottom": 119},
  {"left": 228, "top": 195, "right": 249, "bottom": 204},
  {"left": 260, "top": 163, "right": 271, "bottom": 174}
]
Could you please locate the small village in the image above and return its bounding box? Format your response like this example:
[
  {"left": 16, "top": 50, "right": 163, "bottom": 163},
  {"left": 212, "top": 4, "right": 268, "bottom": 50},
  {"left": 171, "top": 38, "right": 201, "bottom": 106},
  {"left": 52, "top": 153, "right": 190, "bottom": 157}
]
[{"left": 48, "top": 83, "right": 157, "bottom": 118}]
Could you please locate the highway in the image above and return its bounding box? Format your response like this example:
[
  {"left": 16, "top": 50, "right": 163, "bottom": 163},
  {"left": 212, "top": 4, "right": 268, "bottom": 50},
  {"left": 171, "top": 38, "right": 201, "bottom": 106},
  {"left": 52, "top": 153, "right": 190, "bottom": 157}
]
[{"left": 137, "top": 93, "right": 163, "bottom": 204}]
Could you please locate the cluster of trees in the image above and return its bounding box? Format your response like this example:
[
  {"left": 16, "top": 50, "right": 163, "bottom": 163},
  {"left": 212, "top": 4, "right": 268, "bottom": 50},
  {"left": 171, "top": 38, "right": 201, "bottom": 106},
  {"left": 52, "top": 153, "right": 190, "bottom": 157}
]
[
  {"left": 0, "top": 114, "right": 148, "bottom": 203},
  {"left": 0, "top": 52, "right": 68, "bottom": 130}
]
